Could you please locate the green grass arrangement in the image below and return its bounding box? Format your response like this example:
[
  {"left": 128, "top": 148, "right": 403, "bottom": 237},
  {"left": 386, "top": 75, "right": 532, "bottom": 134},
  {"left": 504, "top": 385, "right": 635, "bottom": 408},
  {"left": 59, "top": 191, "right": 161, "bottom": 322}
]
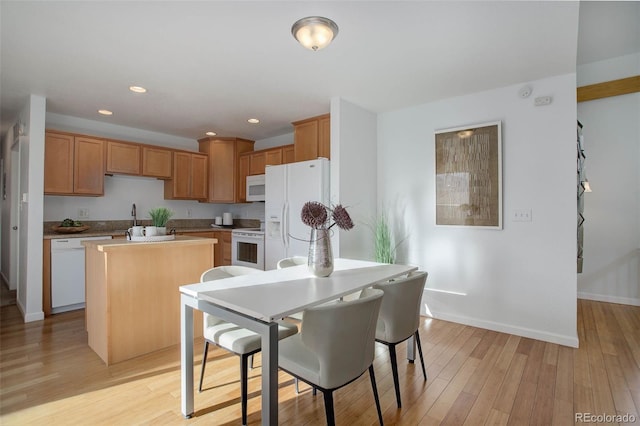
[
  {"left": 375, "top": 212, "right": 396, "bottom": 264},
  {"left": 148, "top": 207, "right": 173, "bottom": 227}
]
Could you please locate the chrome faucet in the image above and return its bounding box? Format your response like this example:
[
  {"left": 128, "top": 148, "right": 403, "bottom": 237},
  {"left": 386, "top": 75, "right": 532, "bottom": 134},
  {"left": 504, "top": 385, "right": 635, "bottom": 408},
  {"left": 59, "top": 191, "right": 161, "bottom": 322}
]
[{"left": 131, "top": 203, "right": 137, "bottom": 226}]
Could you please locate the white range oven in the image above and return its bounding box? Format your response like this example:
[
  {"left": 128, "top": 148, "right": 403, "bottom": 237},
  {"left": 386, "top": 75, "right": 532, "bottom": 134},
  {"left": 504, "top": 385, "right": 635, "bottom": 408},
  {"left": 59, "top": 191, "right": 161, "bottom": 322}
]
[{"left": 231, "top": 229, "right": 265, "bottom": 270}]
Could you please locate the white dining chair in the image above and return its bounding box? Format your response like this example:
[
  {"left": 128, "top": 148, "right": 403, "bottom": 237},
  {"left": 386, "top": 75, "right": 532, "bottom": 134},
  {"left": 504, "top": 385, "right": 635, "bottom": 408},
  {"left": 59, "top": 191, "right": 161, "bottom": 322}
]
[
  {"left": 198, "top": 265, "right": 299, "bottom": 425},
  {"left": 278, "top": 287, "right": 385, "bottom": 426},
  {"left": 371, "top": 270, "right": 428, "bottom": 408},
  {"left": 276, "top": 256, "right": 307, "bottom": 269}
]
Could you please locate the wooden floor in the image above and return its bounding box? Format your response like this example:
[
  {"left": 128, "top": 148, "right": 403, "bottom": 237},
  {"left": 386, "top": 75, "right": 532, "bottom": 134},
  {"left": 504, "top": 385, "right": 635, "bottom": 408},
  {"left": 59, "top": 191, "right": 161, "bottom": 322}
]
[{"left": 1, "top": 299, "right": 638, "bottom": 425}]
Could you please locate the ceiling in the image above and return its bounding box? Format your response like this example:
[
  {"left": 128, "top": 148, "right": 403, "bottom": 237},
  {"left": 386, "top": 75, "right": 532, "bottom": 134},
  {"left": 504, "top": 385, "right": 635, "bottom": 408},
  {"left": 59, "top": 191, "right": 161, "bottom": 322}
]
[{"left": 1, "top": 1, "right": 638, "bottom": 142}]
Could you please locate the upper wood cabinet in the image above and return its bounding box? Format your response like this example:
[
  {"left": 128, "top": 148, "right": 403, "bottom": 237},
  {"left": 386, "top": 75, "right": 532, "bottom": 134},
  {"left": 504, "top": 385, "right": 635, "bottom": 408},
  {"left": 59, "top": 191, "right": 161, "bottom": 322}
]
[
  {"left": 198, "top": 137, "right": 254, "bottom": 203},
  {"left": 283, "top": 144, "right": 295, "bottom": 163},
  {"left": 293, "top": 113, "right": 330, "bottom": 162},
  {"left": 249, "top": 151, "right": 265, "bottom": 176},
  {"left": 142, "top": 146, "right": 172, "bottom": 178},
  {"left": 164, "top": 151, "right": 208, "bottom": 200},
  {"left": 237, "top": 155, "right": 250, "bottom": 202},
  {"left": 45, "top": 131, "right": 104, "bottom": 196},
  {"left": 106, "top": 141, "right": 140, "bottom": 175}
]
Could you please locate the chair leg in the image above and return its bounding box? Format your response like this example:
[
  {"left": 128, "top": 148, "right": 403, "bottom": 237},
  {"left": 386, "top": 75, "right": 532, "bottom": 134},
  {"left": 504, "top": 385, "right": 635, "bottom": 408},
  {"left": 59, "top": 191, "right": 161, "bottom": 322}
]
[
  {"left": 294, "top": 378, "right": 300, "bottom": 394},
  {"left": 388, "top": 343, "right": 402, "bottom": 408},
  {"left": 369, "top": 365, "right": 384, "bottom": 426},
  {"left": 198, "top": 341, "right": 209, "bottom": 392},
  {"left": 322, "top": 389, "right": 335, "bottom": 426},
  {"left": 241, "top": 354, "right": 249, "bottom": 425},
  {"left": 415, "top": 330, "right": 427, "bottom": 381}
]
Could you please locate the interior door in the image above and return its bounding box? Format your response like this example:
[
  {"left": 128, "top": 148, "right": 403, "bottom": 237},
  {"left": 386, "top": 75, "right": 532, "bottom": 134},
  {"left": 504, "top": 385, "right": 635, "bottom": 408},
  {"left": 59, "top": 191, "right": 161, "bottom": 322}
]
[{"left": 8, "top": 140, "right": 20, "bottom": 291}]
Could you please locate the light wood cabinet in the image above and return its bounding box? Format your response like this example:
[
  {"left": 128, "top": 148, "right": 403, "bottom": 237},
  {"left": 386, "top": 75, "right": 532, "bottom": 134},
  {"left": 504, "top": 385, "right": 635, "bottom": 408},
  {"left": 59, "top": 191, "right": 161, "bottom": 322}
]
[
  {"left": 45, "top": 131, "right": 105, "bottom": 196},
  {"left": 293, "top": 113, "right": 330, "bottom": 162},
  {"left": 283, "top": 144, "right": 295, "bottom": 163},
  {"left": 238, "top": 155, "right": 249, "bottom": 202},
  {"left": 198, "top": 137, "right": 254, "bottom": 203},
  {"left": 142, "top": 146, "right": 172, "bottom": 178},
  {"left": 249, "top": 151, "right": 265, "bottom": 175},
  {"left": 178, "top": 231, "right": 231, "bottom": 267},
  {"left": 265, "top": 148, "right": 283, "bottom": 166},
  {"left": 106, "top": 141, "right": 140, "bottom": 175},
  {"left": 164, "top": 151, "right": 207, "bottom": 200}
]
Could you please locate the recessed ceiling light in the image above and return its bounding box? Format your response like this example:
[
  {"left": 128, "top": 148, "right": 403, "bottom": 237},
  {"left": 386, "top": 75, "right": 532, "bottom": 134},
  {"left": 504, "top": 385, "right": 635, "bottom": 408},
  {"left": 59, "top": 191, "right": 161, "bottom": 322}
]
[
  {"left": 247, "top": 118, "right": 260, "bottom": 124},
  {"left": 98, "top": 109, "right": 113, "bottom": 116},
  {"left": 206, "top": 131, "right": 217, "bottom": 136},
  {"left": 129, "top": 86, "right": 147, "bottom": 93}
]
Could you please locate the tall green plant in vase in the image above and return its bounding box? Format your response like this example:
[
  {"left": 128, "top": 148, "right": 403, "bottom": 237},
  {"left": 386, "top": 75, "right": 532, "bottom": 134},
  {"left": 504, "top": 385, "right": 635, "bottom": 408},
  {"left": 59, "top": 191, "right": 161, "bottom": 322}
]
[{"left": 374, "top": 211, "right": 404, "bottom": 264}]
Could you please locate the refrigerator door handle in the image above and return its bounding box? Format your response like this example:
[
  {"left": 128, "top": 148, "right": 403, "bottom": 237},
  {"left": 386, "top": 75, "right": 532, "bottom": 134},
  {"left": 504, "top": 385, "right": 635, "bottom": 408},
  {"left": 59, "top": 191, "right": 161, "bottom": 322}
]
[{"left": 281, "top": 203, "right": 288, "bottom": 247}]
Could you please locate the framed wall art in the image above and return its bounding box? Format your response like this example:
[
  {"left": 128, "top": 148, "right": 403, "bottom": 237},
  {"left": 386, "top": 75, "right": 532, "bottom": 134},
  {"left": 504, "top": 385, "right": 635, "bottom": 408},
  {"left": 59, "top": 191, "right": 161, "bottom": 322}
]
[{"left": 435, "top": 121, "right": 502, "bottom": 229}]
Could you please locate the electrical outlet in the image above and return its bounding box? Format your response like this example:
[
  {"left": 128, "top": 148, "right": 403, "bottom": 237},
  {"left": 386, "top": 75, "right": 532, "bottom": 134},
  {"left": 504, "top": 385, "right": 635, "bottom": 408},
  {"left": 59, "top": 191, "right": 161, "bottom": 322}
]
[
  {"left": 534, "top": 96, "right": 552, "bottom": 106},
  {"left": 186, "top": 208, "right": 192, "bottom": 218},
  {"left": 512, "top": 209, "right": 532, "bottom": 222},
  {"left": 78, "top": 208, "right": 90, "bottom": 219}
]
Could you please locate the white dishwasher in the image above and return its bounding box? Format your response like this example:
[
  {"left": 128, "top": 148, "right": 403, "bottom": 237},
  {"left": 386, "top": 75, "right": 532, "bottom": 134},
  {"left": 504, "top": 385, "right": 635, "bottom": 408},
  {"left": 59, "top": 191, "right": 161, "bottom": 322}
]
[{"left": 51, "top": 235, "right": 112, "bottom": 314}]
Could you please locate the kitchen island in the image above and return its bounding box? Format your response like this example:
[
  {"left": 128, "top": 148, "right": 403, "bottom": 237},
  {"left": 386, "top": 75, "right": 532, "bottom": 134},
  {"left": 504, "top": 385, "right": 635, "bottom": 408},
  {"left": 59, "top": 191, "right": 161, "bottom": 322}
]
[{"left": 83, "top": 236, "right": 216, "bottom": 365}]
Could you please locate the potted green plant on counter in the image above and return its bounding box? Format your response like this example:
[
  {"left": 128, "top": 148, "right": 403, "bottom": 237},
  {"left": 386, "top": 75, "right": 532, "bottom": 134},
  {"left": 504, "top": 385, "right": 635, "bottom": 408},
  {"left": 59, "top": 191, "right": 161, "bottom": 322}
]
[{"left": 148, "top": 207, "right": 173, "bottom": 236}]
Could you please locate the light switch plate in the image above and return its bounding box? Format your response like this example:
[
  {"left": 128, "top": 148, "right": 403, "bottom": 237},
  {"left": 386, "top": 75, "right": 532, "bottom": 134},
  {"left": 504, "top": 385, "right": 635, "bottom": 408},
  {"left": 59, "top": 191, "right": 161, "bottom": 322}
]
[{"left": 513, "top": 209, "right": 532, "bottom": 222}]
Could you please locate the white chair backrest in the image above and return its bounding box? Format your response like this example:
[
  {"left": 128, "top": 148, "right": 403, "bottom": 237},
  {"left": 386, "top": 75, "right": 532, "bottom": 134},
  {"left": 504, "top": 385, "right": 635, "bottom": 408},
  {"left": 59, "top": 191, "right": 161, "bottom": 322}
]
[
  {"left": 372, "top": 271, "right": 428, "bottom": 343},
  {"left": 276, "top": 256, "right": 307, "bottom": 269},
  {"left": 300, "top": 287, "right": 383, "bottom": 389},
  {"left": 200, "top": 265, "right": 261, "bottom": 283},
  {"left": 200, "top": 266, "right": 263, "bottom": 327}
]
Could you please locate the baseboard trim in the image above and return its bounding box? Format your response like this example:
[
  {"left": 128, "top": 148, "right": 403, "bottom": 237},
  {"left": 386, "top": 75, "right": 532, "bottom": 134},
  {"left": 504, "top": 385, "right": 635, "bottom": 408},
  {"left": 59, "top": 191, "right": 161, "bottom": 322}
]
[
  {"left": 15, "top": 299, "right": 45, "bottom": 322},
  {"left": 424, "top": 309, "right": 579, "bottom": 348},
  {"left": 578, "top": 291, "right": 640, "bottom": 307}
]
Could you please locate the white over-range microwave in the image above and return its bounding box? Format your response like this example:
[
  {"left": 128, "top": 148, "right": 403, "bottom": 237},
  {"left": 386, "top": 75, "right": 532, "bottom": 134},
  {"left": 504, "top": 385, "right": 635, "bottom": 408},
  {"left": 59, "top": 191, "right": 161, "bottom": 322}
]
[{"left": 246, "top": 174, "right": 265, "bottom": 202}]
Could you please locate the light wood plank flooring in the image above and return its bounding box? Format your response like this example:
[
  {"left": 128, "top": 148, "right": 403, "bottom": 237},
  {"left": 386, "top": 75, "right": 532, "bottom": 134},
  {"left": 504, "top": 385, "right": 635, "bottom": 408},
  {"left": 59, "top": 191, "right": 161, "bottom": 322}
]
[{"left": 1, "top": 299, "right": 638, "bottom": 425}]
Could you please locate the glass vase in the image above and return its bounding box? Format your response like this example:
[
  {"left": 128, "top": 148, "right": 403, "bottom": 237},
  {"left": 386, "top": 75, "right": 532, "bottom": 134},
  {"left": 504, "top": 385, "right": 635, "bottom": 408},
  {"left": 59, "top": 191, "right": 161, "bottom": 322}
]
[{"left": 308, "top": 227, "right": 333, "bottom": 277}]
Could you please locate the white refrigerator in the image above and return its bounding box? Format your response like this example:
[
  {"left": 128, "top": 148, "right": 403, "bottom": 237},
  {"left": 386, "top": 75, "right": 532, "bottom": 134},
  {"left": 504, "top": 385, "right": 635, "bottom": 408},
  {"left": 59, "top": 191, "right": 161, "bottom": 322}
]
[{"left": 265, "top": 158, "right": 330, "bottom": 270}]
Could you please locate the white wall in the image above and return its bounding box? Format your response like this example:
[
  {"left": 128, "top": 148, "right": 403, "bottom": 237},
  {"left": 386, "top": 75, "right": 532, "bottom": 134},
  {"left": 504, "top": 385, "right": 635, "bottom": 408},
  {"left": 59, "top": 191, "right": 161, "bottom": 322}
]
[
  {"left": 255, "top": 132, "right": 293, "bottom": 150},
  {"left": 576, "top": 53, "right": 640, "bottom": 306},
  {"left": 377, "top": 74, "right": 578, "bottom": 347},
  {"left": 330, "top": 98, "right": 378, "bottom": 260}
]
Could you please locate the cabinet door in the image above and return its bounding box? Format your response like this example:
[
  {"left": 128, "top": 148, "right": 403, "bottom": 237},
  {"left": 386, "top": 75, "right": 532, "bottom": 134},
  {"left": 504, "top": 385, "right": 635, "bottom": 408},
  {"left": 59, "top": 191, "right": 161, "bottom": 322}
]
[
  {"left": 106, "top": 141, "right": 140, "bottom": 175},
  {"left": 74, "top": 137, "right": 105, "bottom": 195},
  {"left": 221, "top": 231, "right": 232, "bottom": 265},
  {"left": 44, "top": 132, "right": 74, "bottom": 194},
  {"left": 238, "top": 155, "right": 249, "bottom": 202},
  {"left": 191, "top": 153, "right": 208, "bottom": 200},
  {"left": 172, "top": 151, "right": 191, "bottom": 198},
  {"left": 209, "top": 141, "right": 236, "bottom": 203},
  {"left": 265, "top": 148, "right": 283, "bottom": 167},
  {"left": 294, "top": 120, "right": 319, "bottom": 162},
  {"left": 283, "top": 145, "right": 295, "bottom": 164},
  {"left": 142, "top": 146, "right": 172, "bottom": 178},
  {"left": 318, "top": 115, "right": 330, "bottom": 159},
  {"left": 249, "top": 151, "right": 265, "bottom": 175}
]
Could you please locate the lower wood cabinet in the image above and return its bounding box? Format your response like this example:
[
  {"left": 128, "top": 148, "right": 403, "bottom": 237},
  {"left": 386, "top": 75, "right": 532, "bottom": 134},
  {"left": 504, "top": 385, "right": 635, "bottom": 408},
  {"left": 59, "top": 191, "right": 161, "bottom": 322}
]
[{"left": 177, "top": 230, "right": 231, "bottom": 267}]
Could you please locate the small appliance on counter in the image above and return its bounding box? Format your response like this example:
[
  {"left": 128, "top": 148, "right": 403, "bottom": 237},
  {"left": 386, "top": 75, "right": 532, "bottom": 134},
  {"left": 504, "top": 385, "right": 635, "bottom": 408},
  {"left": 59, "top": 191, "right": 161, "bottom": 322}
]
[
  {"left": 223, "top": 212, "right": 233, "bottom": 225},
  {"left": 214, "top": 216, "right": 223, "bottom": 225}
]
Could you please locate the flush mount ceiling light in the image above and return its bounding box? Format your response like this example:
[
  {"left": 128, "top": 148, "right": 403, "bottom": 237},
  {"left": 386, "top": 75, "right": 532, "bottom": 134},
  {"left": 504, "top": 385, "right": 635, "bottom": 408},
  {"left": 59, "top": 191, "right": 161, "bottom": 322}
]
[
  {"left": 205, "top": 131, "right": 217, "bottom": 136},
  {"left": 98, "top": 109, "right": 113, "bottom": 116},
  {"left": 292, "top": 16, "right": 339, "bottom": 51},
  {"left": 247, "top": 118, "right": 260, "bottom": 124},
  {"left": 129, "top": 85, "right": 147, "bottom": 94}
]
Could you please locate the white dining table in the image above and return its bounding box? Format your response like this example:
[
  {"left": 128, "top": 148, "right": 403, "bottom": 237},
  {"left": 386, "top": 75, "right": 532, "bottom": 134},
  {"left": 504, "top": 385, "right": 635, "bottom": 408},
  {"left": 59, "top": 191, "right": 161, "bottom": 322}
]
[{"left": 179, "top": 258, "right": 418, "bottom": 424}]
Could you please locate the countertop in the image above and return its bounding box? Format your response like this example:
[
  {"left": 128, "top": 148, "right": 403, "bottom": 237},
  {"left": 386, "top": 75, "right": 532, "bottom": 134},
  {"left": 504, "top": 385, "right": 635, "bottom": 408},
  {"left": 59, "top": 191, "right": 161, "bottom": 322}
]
[
  {"left": 82, "top": 235, "right": 218, "bottom": 251},
  {"left": 43, "top": 218, "right": 260, "bottom": 239}
]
